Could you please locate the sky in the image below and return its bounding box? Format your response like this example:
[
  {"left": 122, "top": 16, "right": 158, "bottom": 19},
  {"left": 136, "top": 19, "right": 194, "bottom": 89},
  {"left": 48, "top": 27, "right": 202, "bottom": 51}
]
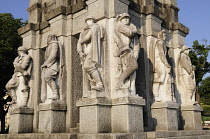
[{"left": 0, "top": 0, "right": 210, "bottom": 75}]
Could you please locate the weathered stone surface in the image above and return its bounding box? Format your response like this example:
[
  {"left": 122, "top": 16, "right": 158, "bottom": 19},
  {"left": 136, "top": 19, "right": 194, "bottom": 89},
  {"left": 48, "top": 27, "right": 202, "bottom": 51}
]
[
  {"left": 180, "top": 105, "right": 203, "bottom": 130},
  {"left": 151, "top": 102, "right": 179, "bottom": 131},
  {"left": 112, "top": 97, "right": 145, "bottom": 133},
  {"left": 38, "top": 104, "right": 67, "bottom": 133},
  {"left": 9, "top": 107, "right": 34, "bottom": 134},
  {"left": 77, "top": 98, "right": 111, "bottom": 133}
]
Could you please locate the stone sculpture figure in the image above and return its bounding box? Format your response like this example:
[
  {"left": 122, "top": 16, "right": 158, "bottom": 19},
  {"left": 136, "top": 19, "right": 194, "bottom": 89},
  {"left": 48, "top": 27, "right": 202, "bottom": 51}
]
[
  {"left": 6, "top": 46, "right": 32, "bottom": 107},
  {"left": 41, "top": 34, "right": 64, "bottom": 103},
  {"left": 150, "top": 30, "right": 173, "bottom": 102},
  {"left": 177, "top": 45, "right": 196, "bottom": 105},
  {"left": 113, "top": 13, "right": 140, "bottom": 95},
  {"left": 77, "top": 15, "right": 104, "bottom": 91}
]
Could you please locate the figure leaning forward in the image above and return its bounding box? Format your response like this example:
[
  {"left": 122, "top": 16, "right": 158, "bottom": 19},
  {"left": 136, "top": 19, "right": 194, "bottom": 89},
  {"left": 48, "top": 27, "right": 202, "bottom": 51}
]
[{"left": 6, "top": 46, "right": 32, "bottom": 107}]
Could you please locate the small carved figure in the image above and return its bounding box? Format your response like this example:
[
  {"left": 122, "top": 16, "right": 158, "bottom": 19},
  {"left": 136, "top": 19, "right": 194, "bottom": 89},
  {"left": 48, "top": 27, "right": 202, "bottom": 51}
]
[
  {"left": 77, "top": 15, "right": 104, "bottom": 91},
  {"left": 150, "top": 30, "right": 173, "bottom": 102},
  {"left": 6, "top": 46, "right": 32, "bottom": 107},
  {"left": 177, "top": 45, "right": 196, "bottom": 105},
  {"left": 113, "top": 13, "right": 140, "bottom": 94},
  {"left": 41, "top": 34, "right": 64, "bottom": 103}
]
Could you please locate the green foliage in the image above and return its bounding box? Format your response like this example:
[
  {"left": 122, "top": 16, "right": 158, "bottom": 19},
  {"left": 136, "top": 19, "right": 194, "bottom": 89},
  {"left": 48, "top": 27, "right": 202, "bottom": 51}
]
[
  {"left": 0, "top": 13, "right": 25, "bottom": 95},
  {"left": 189, "top": 40, "right": 210, "bottom": 86},
  {"left": 202, "top": 105, "right": 210, "bottom": 116},
  {"left": 199, "top": 76, "right": 210, "bottom": 100}
]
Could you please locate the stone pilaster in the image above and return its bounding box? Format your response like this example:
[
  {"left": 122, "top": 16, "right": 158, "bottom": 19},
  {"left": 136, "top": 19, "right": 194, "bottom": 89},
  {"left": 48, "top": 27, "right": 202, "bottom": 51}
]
[
  {"left": 76, "top": 98, "right": 111, "bottom": 133},
  {"left": 180, "top": 105, "right": 203, "bottom": 130},
  {"left": 151, "top": 101, "right": 179, "bottom": 131},
  {"left": 38, "top": 103, "right": 67, "bottom": 133},
  {"left": 112, "top": 97, "right": 145, "bottom": 133},
  {"left": 9, "top": 107, "right": 34, "bottom": 134}
]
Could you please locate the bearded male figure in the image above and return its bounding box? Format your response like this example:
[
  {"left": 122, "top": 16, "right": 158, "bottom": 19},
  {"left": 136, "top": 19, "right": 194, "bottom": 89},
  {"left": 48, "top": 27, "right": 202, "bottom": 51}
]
[{"left": 41, "top": 34, "right": 64, "bottom": 103}]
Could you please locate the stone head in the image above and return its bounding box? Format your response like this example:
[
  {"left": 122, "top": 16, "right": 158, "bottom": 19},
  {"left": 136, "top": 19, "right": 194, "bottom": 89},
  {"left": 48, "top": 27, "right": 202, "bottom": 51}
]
[
  {"left": 17, "top": 46, "right": 27, "bottom": 56},
  {"left": 158, "top": 30, "right": 166, "bottom": 41},
  {"left": 119, "top": 13, "right": 130, "bottom": 25},
  {"left": 181, "top": 45, "right": 190, "bottom": 54},
  {"left": 47, "top": 34, "right": 58, "bottom": 44},
  {"left": 85, "top": 15, "right": 96, "bottom": 26}
]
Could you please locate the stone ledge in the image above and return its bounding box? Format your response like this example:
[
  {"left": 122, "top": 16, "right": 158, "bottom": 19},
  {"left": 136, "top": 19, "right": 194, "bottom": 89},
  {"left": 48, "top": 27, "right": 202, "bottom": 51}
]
[
  {"left": 38, "top": 103, "right": 67, "bottom": 111},
  {"left": 9, "top": 107, "right": 34, "bottom": 114},
  {"left": 112, "top": 97, "right": 145, "bottom": 106},
  {"left": 45, "top": 6, "right": 67, "bottom": 21},
  {"left": 76, "top": 97, "right": 111, "bottom": 107},
  {"left": 151, "top": 101, "right": 179, "bottom": 109},
  {"left": 181, "top": 105, "right": 203, "bottom": 111},
  {"left": 27, "top": 3, "right": 42, "bottom": 12}
]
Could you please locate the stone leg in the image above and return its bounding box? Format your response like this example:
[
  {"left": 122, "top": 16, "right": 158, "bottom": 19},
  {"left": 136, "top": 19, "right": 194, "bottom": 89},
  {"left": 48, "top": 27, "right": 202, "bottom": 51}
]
[
  {"left": 38, "top": 103, "right": 67, "bottom": 133},
  {"left": 9, "top": 107, "right": 34, "bottom": 134},
  {"left": 180, "top": 105, "right": 203, "bottom": 130},
  {"left": 76, "top": 98, "right": 111, "bottom": 133},
  {"left": 112, "top": 97, "right": 145, "bottom": 133},
  {"left": 151, "top": 102, "right": 179, "bottom": 131}
]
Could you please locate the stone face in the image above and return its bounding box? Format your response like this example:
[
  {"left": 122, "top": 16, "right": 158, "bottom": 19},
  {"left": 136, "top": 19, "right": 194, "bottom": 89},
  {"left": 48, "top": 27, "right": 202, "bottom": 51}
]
[
  {"left": 180, "top": 105, "right": 203, "bottom": 130},
  {"left": 151, "top": 102, "right": 179, "bottom": 131},
  {"left": 9, "top": 107, "right": 34, "bottom": 134}
]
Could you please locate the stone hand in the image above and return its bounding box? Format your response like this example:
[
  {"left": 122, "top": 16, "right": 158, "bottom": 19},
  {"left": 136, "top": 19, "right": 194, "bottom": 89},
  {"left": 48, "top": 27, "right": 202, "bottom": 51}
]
[{"left": 41, "top": 64, "right": 47, "bottom": 69}]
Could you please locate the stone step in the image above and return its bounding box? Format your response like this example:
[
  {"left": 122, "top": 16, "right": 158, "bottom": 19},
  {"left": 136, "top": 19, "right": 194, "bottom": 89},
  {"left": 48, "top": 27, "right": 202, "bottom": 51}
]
[{"left": 146, "top": 130, "right": 210, "bottom": 139}]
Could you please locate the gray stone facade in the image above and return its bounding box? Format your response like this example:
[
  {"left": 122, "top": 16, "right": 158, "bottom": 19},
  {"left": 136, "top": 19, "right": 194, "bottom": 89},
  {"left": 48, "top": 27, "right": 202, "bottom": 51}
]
[{"left": 4, "top": 0, "right": 205, "bottom": 138}]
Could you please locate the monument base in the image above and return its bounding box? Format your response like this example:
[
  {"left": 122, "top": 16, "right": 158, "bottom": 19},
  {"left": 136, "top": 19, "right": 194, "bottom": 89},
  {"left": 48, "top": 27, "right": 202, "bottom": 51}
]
[
  {"left": 151, "top": 101, "right": 179, "bottom": 131},
  {"left": 180, "top": 105, "right": 203, "bottom": 130},
  {"left": 9, "top": 107, "right": 34, "bottom": 134},
  {"left": 76, "top": 97, "right": 111, "bottom": 133},
  {"left": 112, "top": 97, "right": 145, "bottom": 133},
  {"left": 38, "top": 103, "right": 67, "bottom": 133}
]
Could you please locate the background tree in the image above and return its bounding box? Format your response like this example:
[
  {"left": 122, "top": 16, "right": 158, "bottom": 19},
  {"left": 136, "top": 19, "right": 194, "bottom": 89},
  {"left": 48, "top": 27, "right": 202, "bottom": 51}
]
[
  {"left": 0, "top": 13, "right": 25, "bottom": 133},
  {"left": 199, "top": 76, "right": 210, "bottom": 104},
  {"left": 189, "top": 40, "right": 210, "bottom": 86}
]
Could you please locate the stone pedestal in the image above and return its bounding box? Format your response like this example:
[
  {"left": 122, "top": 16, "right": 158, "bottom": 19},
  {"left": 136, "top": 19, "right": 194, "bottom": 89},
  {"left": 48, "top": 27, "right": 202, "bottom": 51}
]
[
  {"left": 38, "top": 103, "right": 67, "bottom": 133},
  {"left": 180, "top": 105, "right": 203, "bottom": 130},
  {"left": 151, "top": 102, "right": 179, "bottom": 131},
  {"left": 112, "top": 97, "right": 145, "bottom": 133},
  {"left": 9, "top": 107, "right": 34, "bottom": 134},
  {"left": 76, "top": 97, "right": 111, "bottom": 133}
]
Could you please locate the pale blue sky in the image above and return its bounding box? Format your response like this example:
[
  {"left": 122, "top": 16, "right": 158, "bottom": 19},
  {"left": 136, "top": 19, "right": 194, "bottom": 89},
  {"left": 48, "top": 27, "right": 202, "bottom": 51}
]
[{"left": 0, "top": 0, "right": 210, "bottom": 73}]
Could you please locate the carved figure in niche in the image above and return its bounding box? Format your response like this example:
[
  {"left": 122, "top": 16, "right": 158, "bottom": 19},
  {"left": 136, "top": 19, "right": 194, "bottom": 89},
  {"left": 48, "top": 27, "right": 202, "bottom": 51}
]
[
  {"left": 113, "top": 13, "right": 140, "bottom": 94},
  {"left": 77, "top": 15, "right": 104, "bottom": 91},
  {"left": 41, "top": 34, "right": 64, "bottom": 103},
  {"left": 6, "top": 46, "right": 32, "bottom": 107},
  {"left": 177, "top": 45, "right": 197, "bottom": 105},
  {"left": 150, "top": 30, "right": 173, "bottom": 102}
]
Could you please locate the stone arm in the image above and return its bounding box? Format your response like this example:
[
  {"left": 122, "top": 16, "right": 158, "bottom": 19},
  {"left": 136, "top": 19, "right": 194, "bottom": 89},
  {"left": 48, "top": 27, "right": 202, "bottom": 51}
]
[
  {"left": 133, "top": 35, "right": 140, "bottom": 59},
  {"left": 157, "top": 41, "right": 170, "bottom": 68},
  {"left": 118, "top": 23, "right": 136, "bottom": 38},
  {"left": 14, "top": 55, "right": 31, "bottom": 72},
  {"left": 180, "top": 54, "right": 193, "bottom": 74},
  {"left": 77, "top": 33, "right": 83, "bottom": 54},
  {"left": 79, "top": 29, "right": 92, "bottom": 45},
  {"left": 43, "top": 43, "right": 59, "bottom": 68}
]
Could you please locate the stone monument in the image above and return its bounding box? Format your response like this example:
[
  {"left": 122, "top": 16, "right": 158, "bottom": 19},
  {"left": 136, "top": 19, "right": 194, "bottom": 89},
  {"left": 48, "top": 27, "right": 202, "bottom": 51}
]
[{"left": 1, "top": 0, "right": 207, "bottom": 138}]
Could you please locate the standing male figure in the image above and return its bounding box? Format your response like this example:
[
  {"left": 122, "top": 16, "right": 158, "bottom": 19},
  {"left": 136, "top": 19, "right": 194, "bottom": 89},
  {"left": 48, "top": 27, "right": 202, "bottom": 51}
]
[
  {"left": 178, "top": 45, "right": 196, "bottom": 105},
  {"left": 6, "top": 46, "right": 32, "bottom": 107},
  {"left": 41, "top": 34, "right": 62, "bottom": 102},
  {"left": 151, "top": 30, "right": 172, "bottom": 102},
  {"left": 77, "top": 15, "right": 104, "bottom": 91},
  {"left": 113, "top": 13, "right": 140, "bottom": 93}
]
